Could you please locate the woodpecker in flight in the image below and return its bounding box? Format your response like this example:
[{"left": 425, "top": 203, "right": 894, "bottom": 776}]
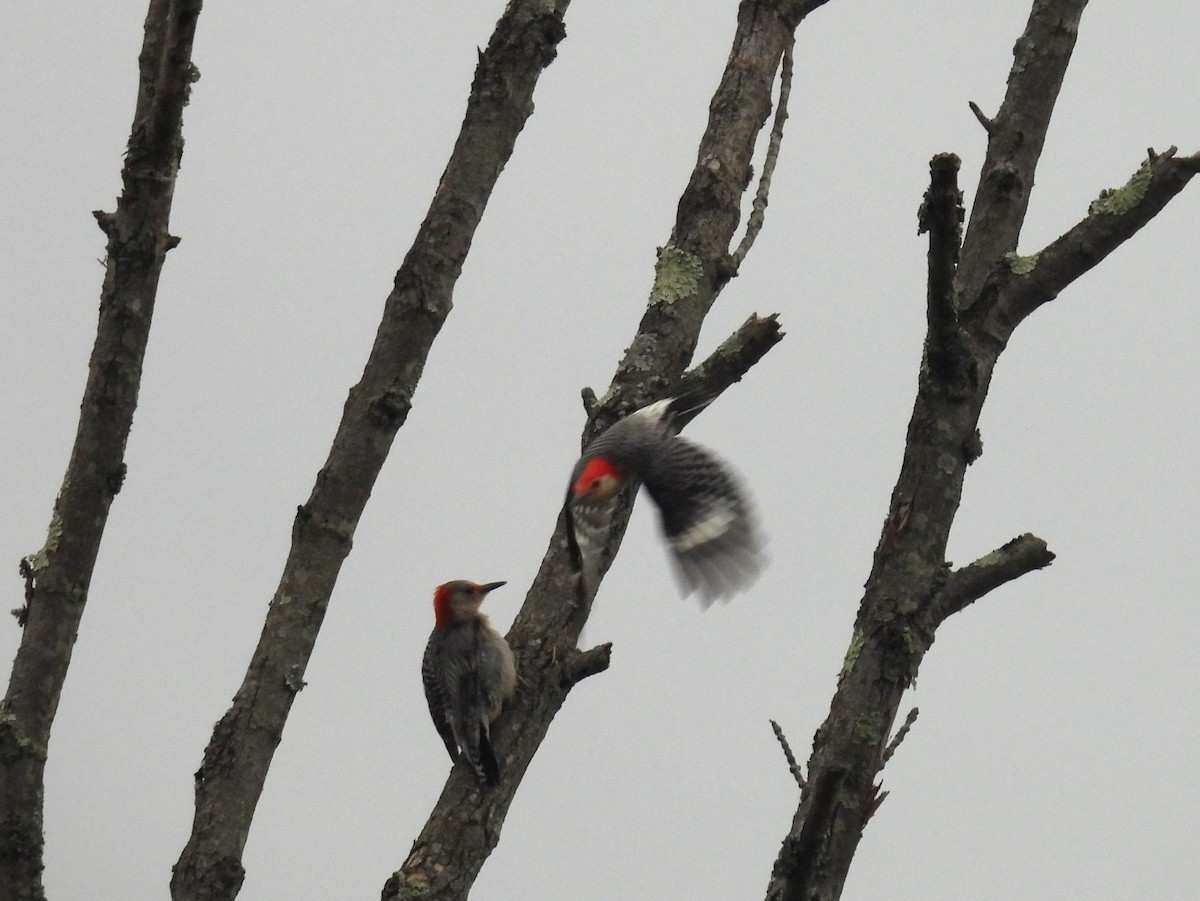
[
  {"left": 421, "top": 580, "right": 516, "bottom": 786},
  {"left": 565, "top": 395, "right": 763, "bottom": 605}
]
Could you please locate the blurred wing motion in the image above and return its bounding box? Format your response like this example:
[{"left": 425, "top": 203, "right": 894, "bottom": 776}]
[
  {"left": 565, "top": 397, "right": 764, "bottom": 604},
  {"left": 643, "top": 436, "right": 763, "bottom": 606}
]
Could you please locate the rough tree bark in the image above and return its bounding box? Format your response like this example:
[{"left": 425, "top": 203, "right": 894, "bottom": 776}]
[
  {"left": 385, "top": 1, "right": 829, "bottom": 899},
  {"left": 0, "top": 3, "right": 201, "bottom": 899},
  {"left": 7, "top": 1, "right": 1195, "bottom": 900},
  {"left": 764, "top": 2, "right": 1199, "bottom": 899},
  {"left": 167, "top": 3, "right": 575, "bottom": 900}
]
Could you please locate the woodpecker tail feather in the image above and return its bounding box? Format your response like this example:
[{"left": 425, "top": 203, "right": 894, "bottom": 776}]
[{"left": 478, "top": 732, "right": 501, "bottom": 786}]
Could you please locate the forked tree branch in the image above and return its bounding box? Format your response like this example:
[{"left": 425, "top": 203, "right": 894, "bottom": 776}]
[
  {"left": 387, "top": 2, "right": 825, "bottom": 898},
  {"left": 958, "top": 0, "right": 1089, "bottom": 312},
  {"left": 603, "top": 0, "right": 832, "bottom": 418},
  {"left": 731, "top": 36, "right": 796, "bottom": 269},
  {"left": 984, "top": 147, "right": 1200, "bottom": 341},
  {"left": 764, "top": 1, "right": 1195, "bottom": 897},
  {"left": 1, "top": 2, "right": 201, "bottom": 897},
  {"left": 171, "top": 3, "right": 573, "bottom": 899}
]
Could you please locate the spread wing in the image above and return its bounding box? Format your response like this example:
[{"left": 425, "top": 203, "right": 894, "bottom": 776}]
[{"left": 641, "top": 436, "right": 763, "bottom": 605}]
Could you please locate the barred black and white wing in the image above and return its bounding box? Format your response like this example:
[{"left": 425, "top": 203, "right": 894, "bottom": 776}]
[
  {"left": 640, "top": 436, "right": 763, "bottom": 606},
  {"left": 421, "top": 634, "right": 461, "bottom": 764},
  {"left": 565, "top": 395, "right": 762, "bottom": 603}
]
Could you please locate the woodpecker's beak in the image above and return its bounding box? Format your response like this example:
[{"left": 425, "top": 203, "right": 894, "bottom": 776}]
[{"left": 480, "top": 581, "right": 506, "bottom": 594}]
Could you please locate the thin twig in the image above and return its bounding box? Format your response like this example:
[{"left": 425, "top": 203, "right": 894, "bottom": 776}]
[
  {"left": 881, "top": 707, "right": 919, "bottom": 767},
  {"left": 730, "top": 36, "right": 795, "bottom": 268},
  {"left": 967, "top": 100, "right": 994, "bottom": 134},
  {"left": 770, "top": 719, "right": 806, "bottom": 789}
]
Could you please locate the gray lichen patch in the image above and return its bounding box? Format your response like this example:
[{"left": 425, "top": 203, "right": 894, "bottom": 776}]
[
  {"left": 840, "top": 625, "right": 865, "bottom": 678},
  {"left": 971, "top": 547, "right": 1006, "bottom": 569},
  {"left": 649, "top": 245, "right": 704, "bottom": 305},
  {"left": 21, "top": 503, "right": 64, "bottom": 578},
  {"left": 1004, "top": 251, "right": 1040, "bottom": 275},
  {"left": 1089, "top": 160, "right": 1153, "bottom": 216}
]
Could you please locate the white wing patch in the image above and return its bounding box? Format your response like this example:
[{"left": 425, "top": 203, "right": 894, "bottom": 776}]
[{"left": 668, "top": 499, "right": 738, "bottom": 552}]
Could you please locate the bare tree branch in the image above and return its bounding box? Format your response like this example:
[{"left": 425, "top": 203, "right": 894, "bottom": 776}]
[
  {"left": 731, "top": 36, "right": 795, "bottom": 269},
  {"left": 918, "top": 153, "right": 967, "bottom": 386},
  {"left": 958, "top": 0, "right": 1088, "bottom": 314},
  {"left": 0, "top": 2, "right": 201, "bottom": 896},
  {"left": 930, "top": 534, "right": 1055, "bottom": 625},
  {"left": 771, "top": 766, "right": 847, "bottom": 901},
  {"left": 967, "top": 100, "right": 995, "bottom": 135},
  {"left": 771, "top": 719, "right": 806, "bottom": 789},
  {"left": 983, "top": 147, "right": 1200, "bottom": 341},
  {"left": 764, "top": 4, "right": 1175, "bottom": 898},
  {"left": 169, "top": 3, "right": 572, "bottom": 899},
  {"left": 558, "top": 643, "right": 613, "bottom": 687},
  {"left": 386, "top": 3, "right": 827, "bottom": 898},
  {"left": 881, "top": 707, "right": 919, "bottom": 768},
  {"left": 604, "top": 0, "right": 831, "bottom": 418},
  {"left": 673, "top": 313, "right": 786, "bottom": 425}
]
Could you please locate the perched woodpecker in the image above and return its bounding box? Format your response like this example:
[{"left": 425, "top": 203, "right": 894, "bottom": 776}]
[
  {"left": 421, "top": 580, "right": 516, "bottom": 786},
  {"left": 565, "top": 395, "right": 763, "bottom": 605}
]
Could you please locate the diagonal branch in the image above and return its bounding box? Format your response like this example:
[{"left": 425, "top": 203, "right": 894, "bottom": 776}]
[
  {"left": 967, "top": 100, "right": 995, "bottom": 135},
  {"left": 984, "top": 148, "right": 1200, "bottom": 340},
  {"left": 770, "top": 766, "right": 847, "bottom": 901},
  {"left": 604, "top": 0, "right": 831, "bottom": 419},
  {"left": 930, "top": 534, "right": 1055, "bottom": 626},
  {"left": 672, "top": 313, "right": 786, "bottom": 427},
  {"left": 771, "top": 719, "right": 806, "bottom": 789},
  {"left": 881, "top": 707, "right": 919, "bottom": 768},
  {"left": 170, "top": 3, "right": 572, "bottom": 899},
  {"left": 957, "top": 0, "right": 1088, "bottom": 312},
  {"left": 386, "top": 3, "right": 824, "bottom": 898},
  {"left": 1, "top": 2, "right": 201, "bottom": 897}
]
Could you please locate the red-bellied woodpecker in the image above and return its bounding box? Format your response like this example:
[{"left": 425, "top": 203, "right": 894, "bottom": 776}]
[
  {"left": 421, "top": 580, "right": 516, "bottom": 786},
  {"left": 565, "top": 396, "right": 763, "bottom": 605}
]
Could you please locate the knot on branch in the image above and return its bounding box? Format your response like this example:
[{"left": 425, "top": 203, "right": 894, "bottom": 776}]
[
  {"left": 93, "top": 209, "right": 116, "bottom": 236},
  {"left": 368, "top": 381, "right": 413, "bottom": 429},
  {"left": 293, "top": 504, "right": 356, "bottom": 548}
]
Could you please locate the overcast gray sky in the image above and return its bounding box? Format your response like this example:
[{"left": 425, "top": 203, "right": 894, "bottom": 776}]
[{"left": 2, "top": 1, "right": 1198, "bottom": 899}]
